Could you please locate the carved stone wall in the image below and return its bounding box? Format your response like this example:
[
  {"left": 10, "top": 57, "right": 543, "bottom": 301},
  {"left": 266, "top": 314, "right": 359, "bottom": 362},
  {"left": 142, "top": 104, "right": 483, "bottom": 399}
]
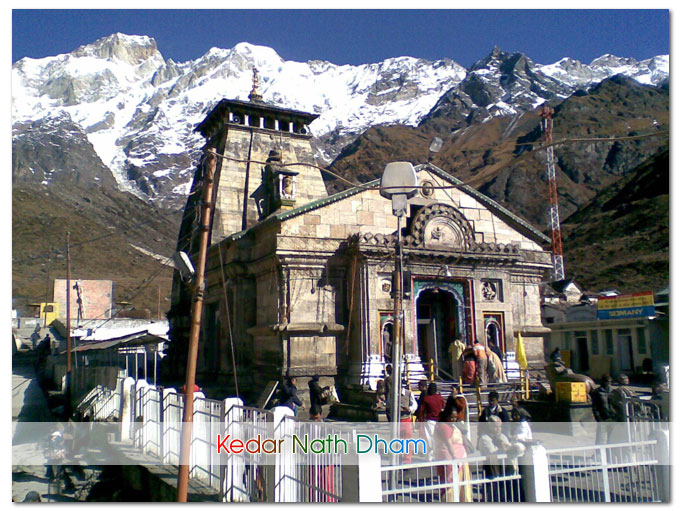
[{"left": 185, "top": 166, "right": 552, "bottom": 391}]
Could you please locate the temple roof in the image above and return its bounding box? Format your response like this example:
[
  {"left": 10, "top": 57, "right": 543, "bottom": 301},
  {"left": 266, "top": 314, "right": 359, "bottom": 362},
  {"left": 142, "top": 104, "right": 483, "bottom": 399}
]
[
  {"left": 223, "top": 162, "right": 550, "bottom": 247},
  {"left": 195, "top": 98, "right": 319, "bottom": 138}
]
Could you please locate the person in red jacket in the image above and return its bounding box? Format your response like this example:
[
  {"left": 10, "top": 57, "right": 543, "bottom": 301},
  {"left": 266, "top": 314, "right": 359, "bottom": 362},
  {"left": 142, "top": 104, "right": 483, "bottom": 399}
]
[{"left": 417, "top": 382, "right": 445, "bottom": 460}]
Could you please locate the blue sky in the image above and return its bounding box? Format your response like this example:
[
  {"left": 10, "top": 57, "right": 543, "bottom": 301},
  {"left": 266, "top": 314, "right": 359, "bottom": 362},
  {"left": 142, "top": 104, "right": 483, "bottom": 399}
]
[{"left": 12, "top": 9, "right": 669, "bottom": 67}]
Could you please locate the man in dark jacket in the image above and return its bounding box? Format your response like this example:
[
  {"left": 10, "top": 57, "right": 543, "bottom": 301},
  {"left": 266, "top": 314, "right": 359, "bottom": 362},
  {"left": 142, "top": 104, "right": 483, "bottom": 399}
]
[
  {"left": 591, "top": 374, "right": 616, "bottom": 445},
  {"left": 479, "top": 391, "right": 510, "bottom": 423},
  {"left": 308, "top": 375, "right": 325, "bottom": 421},
  {"left": 280, "top": 377, "right": 304, "bottom": 415},
  {"left": 35, "top": 335, "right": 52, "bottom": 385}
]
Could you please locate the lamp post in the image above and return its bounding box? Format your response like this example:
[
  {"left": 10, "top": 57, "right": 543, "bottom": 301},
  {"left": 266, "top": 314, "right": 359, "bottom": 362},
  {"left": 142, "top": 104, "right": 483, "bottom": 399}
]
[
  {"left": 379, "top": 162, "right": 418, "bottom": 472},
  {"left": 390, "top": 215, "right": 404, "bottom": 461}
]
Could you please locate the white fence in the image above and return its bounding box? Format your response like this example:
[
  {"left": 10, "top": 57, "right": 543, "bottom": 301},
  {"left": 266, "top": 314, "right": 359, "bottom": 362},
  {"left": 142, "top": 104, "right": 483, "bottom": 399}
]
[
  {"left": 379, "top": 437, "right": 668, "bottom": 503},
  {"left": 77, "top": 372, "right": 126, "bottom": 421},
  {"left": 127, "top": 380, "right": 252, "bottom": 497},
  {"left": 271, "top": 414, "right": 357, "bottom": 502},
  {"left": 546, "top": 438, "right": 665, "bottom": 502},
  {"left": 625, "top": 399, "right": 667, "bottom": 442},
  {"left": 221, "top": 404, "right": 274, "bottom": 502},
  {"left": 81, "top": 379, "right": 669, "bottom": 503},
  {"left": 91, "top": 378, "right": 357, "bottom": 502},
  {"left": 381, "top": 454, "right": 524, "bottom": 502}
]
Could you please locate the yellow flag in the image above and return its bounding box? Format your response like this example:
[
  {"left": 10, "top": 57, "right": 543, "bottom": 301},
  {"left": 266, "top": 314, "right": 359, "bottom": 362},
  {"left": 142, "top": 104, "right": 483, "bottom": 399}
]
[{"left": 516, "top": 332, "right": 528, "bottom": 369}]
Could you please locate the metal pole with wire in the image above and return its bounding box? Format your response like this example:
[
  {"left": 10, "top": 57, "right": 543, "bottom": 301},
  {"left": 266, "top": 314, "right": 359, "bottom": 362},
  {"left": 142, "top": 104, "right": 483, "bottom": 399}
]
[
  {"left": 379, "top": 162, "right": 418, "bottom": 479},
  {"left": 176, "top": 148, "right": 217, "bottom": 502},
  {"left": 65, "top": 232, "right": 72, "bottom": 417},
  {"left": 390, "top": 215, "right": 403, "bottom": 471}
]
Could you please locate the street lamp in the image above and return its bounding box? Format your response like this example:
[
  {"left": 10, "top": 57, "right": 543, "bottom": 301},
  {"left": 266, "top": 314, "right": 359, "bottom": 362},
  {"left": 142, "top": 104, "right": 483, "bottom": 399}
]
[{"left": 380, "top": 162, "right": 418, "bottom": 470}]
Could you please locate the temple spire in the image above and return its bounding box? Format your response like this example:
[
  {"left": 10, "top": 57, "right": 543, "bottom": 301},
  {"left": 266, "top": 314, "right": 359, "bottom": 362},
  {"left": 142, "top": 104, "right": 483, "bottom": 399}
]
[{"left": 248, "top": 67, "right": 264, "bottom": 103}]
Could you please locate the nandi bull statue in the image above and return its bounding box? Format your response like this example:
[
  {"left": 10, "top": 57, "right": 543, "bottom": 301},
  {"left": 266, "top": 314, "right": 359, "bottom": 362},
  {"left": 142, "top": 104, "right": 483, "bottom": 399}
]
[{"left": 545, "top": 347, "right": 597, "bottom": 394}]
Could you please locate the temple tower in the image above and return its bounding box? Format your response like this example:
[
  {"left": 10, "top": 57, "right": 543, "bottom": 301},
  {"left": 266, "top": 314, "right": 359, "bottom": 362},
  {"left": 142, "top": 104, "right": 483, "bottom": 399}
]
[
  {"left": 166, "top": 70, "right": 327, "bottom": 382},
  {"left": 194, "top": 70, "right": 327, "bottom": 240}
]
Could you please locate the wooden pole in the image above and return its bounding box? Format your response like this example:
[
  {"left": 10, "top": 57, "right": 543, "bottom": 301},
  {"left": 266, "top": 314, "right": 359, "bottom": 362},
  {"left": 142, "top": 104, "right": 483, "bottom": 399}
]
[
  {"left": 176, "top": 148, "right": 217, "bottom": 502},
  {"left": 65, "top": 232, "right": 72, "bottom": 415}
]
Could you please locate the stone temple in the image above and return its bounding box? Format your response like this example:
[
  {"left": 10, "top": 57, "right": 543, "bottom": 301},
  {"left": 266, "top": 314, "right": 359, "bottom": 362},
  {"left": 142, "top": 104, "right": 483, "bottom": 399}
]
[{"left": 166, "top": 79, "right": 553, "bottom": 405}]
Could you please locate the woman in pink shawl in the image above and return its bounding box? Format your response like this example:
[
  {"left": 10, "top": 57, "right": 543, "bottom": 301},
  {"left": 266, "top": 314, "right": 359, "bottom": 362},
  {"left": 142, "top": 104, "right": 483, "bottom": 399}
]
[{"left": 434, "top": 408, "right": 473, "bottom": 502}]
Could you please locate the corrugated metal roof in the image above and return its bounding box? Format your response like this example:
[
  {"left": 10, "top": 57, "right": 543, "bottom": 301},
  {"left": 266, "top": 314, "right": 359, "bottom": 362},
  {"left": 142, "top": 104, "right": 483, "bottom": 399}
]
[{"left": 67, "top": 332, "right": 164, "bottom": 354}]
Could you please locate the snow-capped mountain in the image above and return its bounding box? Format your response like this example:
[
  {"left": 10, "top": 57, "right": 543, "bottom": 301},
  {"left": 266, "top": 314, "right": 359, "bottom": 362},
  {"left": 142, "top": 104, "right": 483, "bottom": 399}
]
[
  {"left": 425, "top": 47, "right": 668, "bottom": 130},
  {"left": 11, "top": 33, "right": 669, "bottom": 208},
  {"left": 540, "top": 53, "right": 670, "bottom": 88}
]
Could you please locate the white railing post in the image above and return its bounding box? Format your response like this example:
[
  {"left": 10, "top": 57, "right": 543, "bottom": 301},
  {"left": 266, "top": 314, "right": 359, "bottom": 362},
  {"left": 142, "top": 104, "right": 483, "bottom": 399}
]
[
  {"left": 221, "top": 398, "right": 246, "bottom": 502},
  {"left": 135, "top": 380, "right": 150, "bottom": 451},
  {"left": 160, "top": 388, "right": 174, "bottom": 463},
  {"left": 163, "top": 389, "right": 182, "bottom": 466},
  {"left": 191, "top": 395, "right": 209, "bottom": 486},
  {"left": 450, "top": 461, "right": 461, "bottom": 502},
  {"left": 599, "top": 446, "right": 611, "bottom": 502},
  {"left": 652, "top": 429, "right": 670, "bottom": 502},
  {"left": 119, "top": 377, "right": 136, "bottom": 442},
  {"left": 342, "top": 449, "right": 382, "bottom": 502},
  {"left": 272, "top": 407, "right": 296, "bottom": 502},
  {"left": 158, "top": 388, "right": 164, "bottom": 462},
  {"left": 189, "top": 391, "right": 206, "bottom": 481},
  {"left": 520, "top": 442, "right": 551, "bottom": 502}
]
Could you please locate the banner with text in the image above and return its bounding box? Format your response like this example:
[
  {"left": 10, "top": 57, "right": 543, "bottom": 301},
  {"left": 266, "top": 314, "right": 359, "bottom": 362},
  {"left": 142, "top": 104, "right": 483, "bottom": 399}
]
[{"left": 597, "top": 291, "right": 655, "bottom": 320}]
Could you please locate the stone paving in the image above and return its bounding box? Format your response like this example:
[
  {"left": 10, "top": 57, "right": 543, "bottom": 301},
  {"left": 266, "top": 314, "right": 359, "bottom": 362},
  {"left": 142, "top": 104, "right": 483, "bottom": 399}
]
[{"left": 11, "top": 353, "right": 100, "bottom": 502}]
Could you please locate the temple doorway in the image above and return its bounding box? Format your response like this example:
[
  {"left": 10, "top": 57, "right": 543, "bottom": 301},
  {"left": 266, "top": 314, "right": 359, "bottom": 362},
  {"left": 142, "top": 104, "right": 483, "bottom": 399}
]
[
  {"left": 416, "top": 289, "right": 459, "bottom": 378},
  {"left": 484, "top": 313, "right": 506, "bottom": 353}
]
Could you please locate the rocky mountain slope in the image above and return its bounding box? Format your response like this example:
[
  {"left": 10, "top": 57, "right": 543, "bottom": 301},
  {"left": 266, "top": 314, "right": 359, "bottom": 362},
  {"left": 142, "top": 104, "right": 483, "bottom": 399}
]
[
  {"left": 11, "top": 35, "right": 669, "bottom": 311},
  {"left": 12, "top": 34, "right": 668, "bottom": 210},
  {"left": 327, "top": 52, "right": 669, "bottom": 291},
  {"left": 328, "top": 73, "right": 668, "bottom": 219},
  {"left": 560, "top": 148, "right": 669, "bottom": 293},
  {"left": 12, "top": 182, "right": 180, "bottom": 316}
]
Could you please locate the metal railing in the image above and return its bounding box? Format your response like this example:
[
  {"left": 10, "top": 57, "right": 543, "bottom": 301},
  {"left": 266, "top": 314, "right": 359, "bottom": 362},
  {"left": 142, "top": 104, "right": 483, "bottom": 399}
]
[
  {"left": 133, "top": 385, "right": 163, "bottom": 458},
  {"left": 380, "top": 454, "right": 523, "bottom": 502},
  {"left": 625, "top": 399, "right": 666, "bottom": 443},
  {"left": 271, "top": 415, "right": 357, "bottom": 502},
  {"left": 80, "top": 377, "right": 668, "bottom": 503},
  {"left": 77, "top": 384, "right": 120, "bottom": 421},
  {"left": 122, "top": 381, "right": 351, "bottom": 502},
  {"left": 76, "top": 372, "right": 126, "bottom": 420},
  {"left": 221, "top": 404, "right": 274, "bottom": 502},
  {"left": 546, "top": 440, "right": 661, "bottom": 502},
  {"left": 130, "top": 383, "right": 226, "bottom": 493}
]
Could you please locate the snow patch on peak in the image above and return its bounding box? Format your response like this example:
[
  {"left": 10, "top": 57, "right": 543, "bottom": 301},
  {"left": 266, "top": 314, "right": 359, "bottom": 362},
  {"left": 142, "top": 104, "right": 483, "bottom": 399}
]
[
  {"left": 73, "top": 32, "right": 162, "bottom": 67},
  {"left": 231, "top": 42, "right": 284, "bottom": 63},
  {"left": 200, "top": 47, "right": 232, "bottom": 60}
]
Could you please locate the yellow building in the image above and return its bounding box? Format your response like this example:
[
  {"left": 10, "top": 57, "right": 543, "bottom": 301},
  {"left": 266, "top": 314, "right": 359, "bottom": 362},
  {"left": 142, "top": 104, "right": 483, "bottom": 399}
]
[{"left": 39, "top": 302, "right": 60, "bottom": 326}]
